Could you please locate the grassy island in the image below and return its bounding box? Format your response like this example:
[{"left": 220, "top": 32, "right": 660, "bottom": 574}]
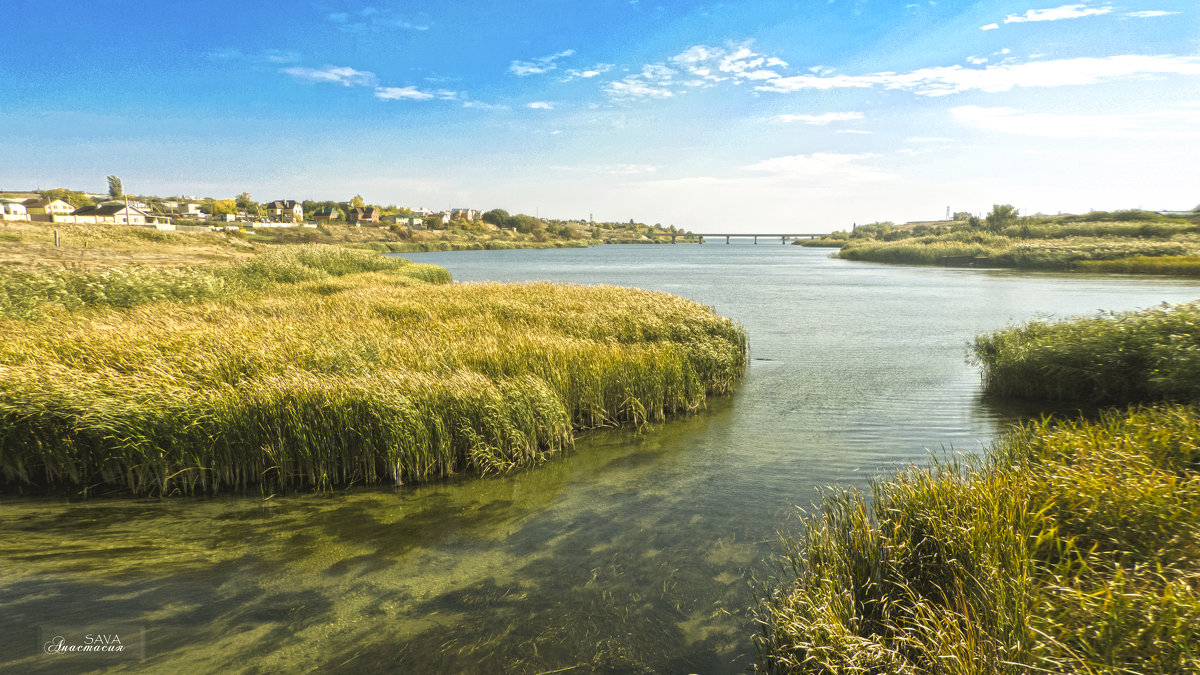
[
  {"left": 0, "top": 243, "right": 746, "bottom": 496},
  {"left": 756, "top": 301, "right": 1200, "bottom": 673},
  {"left": 802, "top": 209, "right": 1200, "bottom": 276}
]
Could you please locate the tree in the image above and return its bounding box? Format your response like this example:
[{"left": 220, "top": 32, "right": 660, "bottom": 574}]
[
  {"left": 350, "top": 194, "right": 365, "bottom": 209},
  {"left": 236, "top": 192, "right": 259, "bottom": 216},
  {"left": 41, "top": 188, "right": 93, "bottom": 209},
  {"left": 985, "top": 204, "right": 1019, "bottom": 232},
  {"left": 107, "top": 175, "right": 123, "bottom": 200},
  {"left": 211, "top": 199, "right": 238, "bottom": 216},
  {"left": 423, "top": 215, "right": 444, "bottom": 230},
  {"left": 482, "top": 208, "right": 511, "bottom": 226}
]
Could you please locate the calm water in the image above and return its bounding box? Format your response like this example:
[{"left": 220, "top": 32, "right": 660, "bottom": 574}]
[{"left": 4, "top": 245, "right": 1200, "bottom": 673}]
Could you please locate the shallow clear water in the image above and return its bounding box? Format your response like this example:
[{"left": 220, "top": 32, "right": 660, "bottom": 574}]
[{"left": 4, "top": 245, "right": 1200, "bottom": 673}]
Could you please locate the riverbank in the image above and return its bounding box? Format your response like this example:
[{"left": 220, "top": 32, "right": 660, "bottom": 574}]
[
  {"left": 0, "top": 245, "right": 746, "bottom": 496},
  {"left": 0, "top": 219, "right": 691, "bottom": 270},
  {"left": 801, "top": 210, "right": 1200, "bottom": 276},
  {"left": 755, "top": 300, "right": 1200, "bottom": 673}
]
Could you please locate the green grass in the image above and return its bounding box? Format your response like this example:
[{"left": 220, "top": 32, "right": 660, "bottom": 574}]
[
  {"left": 754, "top": 404, "right": 1200, "bottom": 674},
  {"left": 971, "top": 301, "right": 1200, "bottom": 404},
  {"left": 0, "top": 252, "right": 746, "bottom": 496}
]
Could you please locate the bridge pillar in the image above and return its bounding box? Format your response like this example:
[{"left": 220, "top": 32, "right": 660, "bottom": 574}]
[
  {"left": 671, "top": 234, "right": 676, "bottom": 243},
  {"left": 753, "top": 235, "right": 758, "bottom": 244},
  {"left": 725, "top": 235, "right": 730, "bottom": 245},
  {"left": 781, "top": 236, "right": 786, "bottom": 244}
]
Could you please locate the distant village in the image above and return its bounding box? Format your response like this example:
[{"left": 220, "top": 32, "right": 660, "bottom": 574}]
[{"left": 0, "top": 189, "right": 481, "bottom": 232}]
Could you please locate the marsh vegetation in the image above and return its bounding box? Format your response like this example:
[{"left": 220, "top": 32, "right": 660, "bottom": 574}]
[
  {"left": 0, "top": 245, "right": 746, "bottom": 496},
  {"left": 756, "top": 300, "right": 1200, "bottom": 673},
  {"left": 803, "top": 209, "right": 1200, "bottom": 275}
]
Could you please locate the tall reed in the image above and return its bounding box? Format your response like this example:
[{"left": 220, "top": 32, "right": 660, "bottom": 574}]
[
  {"left": 754, "top": 404, "right": 1200, "bottom": 674},
  {"left": 0, "top": 260, "right": 746, "bottom": 495},
  {"left": 972, "top": 301, "right": 1200, "bottom": 403}
]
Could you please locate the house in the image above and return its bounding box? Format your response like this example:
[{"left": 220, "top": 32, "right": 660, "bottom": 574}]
[
  {"left": 23, "top": 198, "right": 75, "bottom": 221},
  {"left": 71, "top": 203, "right": 150, "bottom": 225},
  {"left": 346, "top": 206, "right": 381, "bottom": 224},
  {"left": 450, "top": 208, "right": 478, "bottom": 222},
  {"left": 177, "top": 202, "right": 204, "bottom": 217},
  {"left": 0, "top": 198, "right": 28, "bottom": 221},
  {"left": 210, "top": 213, "right": 238, "bottom": 222},
  {"left": 432, "top": 212, "right": 453, "bottom": 226},
  {"left": 312, "top": 206, "right": 340, "bottom": 222},
  {"left": 385, "top": 214, "right": 424, "bottom": 228},
  {"left": 265, "top": 200, "right": 304, "bottom": 222}
]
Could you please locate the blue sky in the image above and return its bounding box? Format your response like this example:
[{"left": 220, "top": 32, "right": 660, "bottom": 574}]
[{"left": 3, "top": 0, "right": 1197, "bottom": 230}]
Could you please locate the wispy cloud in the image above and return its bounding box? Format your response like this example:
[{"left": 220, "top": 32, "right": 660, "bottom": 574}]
[
  {"left": 1126, "top": 10, "right": 1178, "bottom": 17},
  {"left": 952, "top": 104, "right": 1200, "bottom": 139},
  {"left": 282, "top": 65, "right": 378, "bottom": 87},
  {"left": 776, "top": 112, "right": 865, "bottom": 125},
  {"left": 462, "top": 100, "right": 510, "bottom": 111},
  {"left": 604, "top": 64, "right": 678, "bottom": 100},
  {"left": 374, "top": 86, "right": 435, "bottom": 101},
  {"left": 527, "top": 101, "right": 555, "bottom": 110},
  {"left": 743, "top": 153, "right": 893, "bottom": 183},
  {"left": 755, "top": 54, "right": 1200, "bottom": 97},
  {"left": 208, "top": 48, "right": 300, "bottom": 64},
  {"left": 605, "top": 42, "right": 786, "bottom": 100},
  {"left": 980, "top": 23, "right": 1000, "bottom": 30},
  {"left": 561, "top": 64, "right": 615, "bottom": 82},
  {"left": 509, "top": 50, "right": 576, "bottom": 76},
  {"left": 1002, "top": 3, "right": 1113, "bottom": 24},
  {"left": 327, "top": 6, "right": 430, "bottom": 33}
]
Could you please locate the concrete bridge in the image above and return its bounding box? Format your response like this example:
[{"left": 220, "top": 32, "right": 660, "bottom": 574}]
[{"left": 650, "top": 232, "right": 828, "bottom": 244}]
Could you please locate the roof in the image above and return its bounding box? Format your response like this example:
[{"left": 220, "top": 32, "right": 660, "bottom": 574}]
[
  {"left": 313, "top": 207, "right": 340, "bottom": 216},
  {"left": 73, "top": 204, "right": 149, "bottom": 216}
]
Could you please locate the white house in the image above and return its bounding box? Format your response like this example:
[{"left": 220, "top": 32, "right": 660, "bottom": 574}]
[
  {"left": 0, "top": 198, "right": 28, "bottom": 221},
  {"left": 71, "top": 203, "right": 150, "bottom": 225}
]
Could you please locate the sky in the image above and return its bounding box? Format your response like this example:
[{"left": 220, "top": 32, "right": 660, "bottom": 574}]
[{"left": 2, "top": 0, "right": 1198, "bottom": 231}]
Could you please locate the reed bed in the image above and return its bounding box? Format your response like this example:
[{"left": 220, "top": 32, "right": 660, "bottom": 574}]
[
  {"left": 837, "top": 234, "right": 1200, "bottom": 270},
  {"left": 0, "top": 244, "right": 449, "bottom": 320},
  {"left": 972, "top": 301, "right": 1200, "bottom": 404},
  {"left": 0, "top": 258, "right": 746, "bottom": 495},
  {"left": 754, "top": 404, "right": 1200, "bottom": 674}
]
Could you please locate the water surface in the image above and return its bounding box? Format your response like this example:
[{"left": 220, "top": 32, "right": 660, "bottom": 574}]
[{"left": 4, "top": 245, "right": 1199, "bottom": 673}]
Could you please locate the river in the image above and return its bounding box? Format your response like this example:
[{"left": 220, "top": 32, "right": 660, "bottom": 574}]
[{"left": 3, "top": 244, "right": 1199, "bottom": 673}]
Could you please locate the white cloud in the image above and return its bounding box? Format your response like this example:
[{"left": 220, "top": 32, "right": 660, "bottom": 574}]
[
  {"left": 604, "top": 63, "right": 679, "bottom": 100},
  {"left": 282, "top": 65, "right": 377, "bottom": 87},
  {"left": 836, "top": 129, "right": 873, "bottom": 134},
  {"left": 1127, "top": 10, "right": 1177, "bottom": 17},
  {"left": 527, "top": 101, "right": 555, "bottom": 110},
  {"left": 980, "top": 22, "right": 1000, "bottom": 30},
  {"left": 509, "top": 50, "right": 576, "bottom": 76},
  {"left": 967, "top": 56, "right": 988, "bottom": 65},
  {"left": 374, "top": 86, "right": 435, "bottom": 101},
  {"left": 952, "top": 104, "right": 1200, "bottom": 139},
  {"left": 561, "top": 64, "right": 614, "bottom": 81},
  {"left": 605, "top": 164, "right": 659, "bottom": 174},
  {"left": 743, "top": 153, "right": 892, "bottom": 182},
  {"left": 1003, "top": 3, "right": 1113, "bottom": 24},
  {"left": 462, "top": 100, "right": 509, "bottom": 110},
  {"left": 776, "top": 111, "right": 865, "bottom": 125},
  {"left": 756, "top": 54, "right": 1200, "bottom": 97}
]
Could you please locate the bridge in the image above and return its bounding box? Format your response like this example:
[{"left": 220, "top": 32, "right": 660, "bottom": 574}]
[{"left": 648, "top": 232, "right": 828, "bottom": 244}]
